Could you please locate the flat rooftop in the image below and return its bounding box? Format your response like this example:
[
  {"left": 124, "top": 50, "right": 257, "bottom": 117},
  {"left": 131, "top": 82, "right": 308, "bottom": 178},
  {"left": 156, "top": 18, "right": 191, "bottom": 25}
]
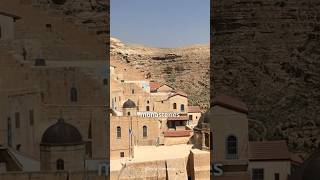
[{"left": 111, "top": 144, "right": 194, "bottom": 171}]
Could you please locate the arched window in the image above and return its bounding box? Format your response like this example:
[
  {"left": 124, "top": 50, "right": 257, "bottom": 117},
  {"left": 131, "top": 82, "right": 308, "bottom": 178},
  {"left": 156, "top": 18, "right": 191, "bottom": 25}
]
[
  {"left": 127, "top": 112, "right": 131, "bottom": 116},
  {"left": 173, "top": 103, "right": 177, "bottom": 109},
  {"left": 70, "top": 87, "right": 78, "bottom": 102},
  {"left": 143, "top": 126, "right": 148, "bottom": 137},
  {"left": 117, "top": 126, "right": 121, "bottom": 138},
  {"left": 226, "top": 135, "right": 238, "bottom": 159},
  {"left": 180, "top": 104, "right": 185, "bottom": 112},
  {"left": 146, "top": 106, "right": 150, "bottom": 111},
  {"left": 56, "top": 159, "right": 64, "bottom": 170}
]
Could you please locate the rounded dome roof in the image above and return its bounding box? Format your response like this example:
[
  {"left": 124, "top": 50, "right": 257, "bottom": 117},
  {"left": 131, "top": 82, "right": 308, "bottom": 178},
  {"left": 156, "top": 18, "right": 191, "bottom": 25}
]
[
  {"left": 41, "top": 118, "right": 82, "bottom": 145},
  {"left": 123, "top": 99, "right": 136, "bottom": 108}
]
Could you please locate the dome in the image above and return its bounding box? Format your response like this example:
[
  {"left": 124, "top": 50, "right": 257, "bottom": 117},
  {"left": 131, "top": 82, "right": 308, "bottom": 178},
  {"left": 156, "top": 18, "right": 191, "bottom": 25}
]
[
  {"left": 123, "top": 99, "right": 136, "bottom": 108},
  {"left": 41, "top": 118, "right": 82, "bottom": 145}
]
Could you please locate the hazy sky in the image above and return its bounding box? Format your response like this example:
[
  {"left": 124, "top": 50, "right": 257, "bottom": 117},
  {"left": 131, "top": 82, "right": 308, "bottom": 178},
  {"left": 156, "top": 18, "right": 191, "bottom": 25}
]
[{"left": 110, "top": 0, "right": 210, "bottom": 48}]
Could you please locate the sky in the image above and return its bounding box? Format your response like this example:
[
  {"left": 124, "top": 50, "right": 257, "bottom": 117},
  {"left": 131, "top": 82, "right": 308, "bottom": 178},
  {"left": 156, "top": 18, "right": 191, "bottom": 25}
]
[{"left": 110, "top": 0, "right": 210, "bottom": 48}]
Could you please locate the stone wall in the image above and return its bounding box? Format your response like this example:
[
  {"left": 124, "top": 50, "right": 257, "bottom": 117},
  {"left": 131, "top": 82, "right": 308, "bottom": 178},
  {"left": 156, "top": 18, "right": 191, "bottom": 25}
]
[{"left": 0, "top": 171, "right": 106, "bottom": 180}]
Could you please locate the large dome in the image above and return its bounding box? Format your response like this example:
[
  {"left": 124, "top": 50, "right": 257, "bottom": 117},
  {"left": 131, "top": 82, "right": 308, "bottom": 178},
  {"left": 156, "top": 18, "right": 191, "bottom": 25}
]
[
  {"left": 123, "top": 99, "right": 136, "bottom": 108},
  {"left": 41, "top": 118, "right": 82, "bottom": 145}
]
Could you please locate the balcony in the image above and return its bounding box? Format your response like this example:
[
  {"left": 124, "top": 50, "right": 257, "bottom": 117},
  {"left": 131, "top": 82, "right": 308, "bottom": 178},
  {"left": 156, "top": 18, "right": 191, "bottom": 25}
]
[{"left": 164, "top": 130, "right": 192, "bottom": 137}]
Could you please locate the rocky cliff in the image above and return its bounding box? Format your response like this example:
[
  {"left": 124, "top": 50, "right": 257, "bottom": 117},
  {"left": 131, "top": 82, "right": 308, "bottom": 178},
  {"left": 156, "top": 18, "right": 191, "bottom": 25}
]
[
  {"left": 111, "top": 38, "right": 210, "bottom": 109},
  {"left": 211, "top": 0, "right": 320, "bottom": 153}
]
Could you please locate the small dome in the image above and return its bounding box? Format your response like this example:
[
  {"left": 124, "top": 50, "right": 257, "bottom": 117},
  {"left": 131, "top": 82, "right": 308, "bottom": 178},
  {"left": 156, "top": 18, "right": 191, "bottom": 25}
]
[
  {"left": 41, "top": 118, "right": 82, "bottom": 145},
  {"left": 123, "top": 99, "right": 136, "bottom": 108}
]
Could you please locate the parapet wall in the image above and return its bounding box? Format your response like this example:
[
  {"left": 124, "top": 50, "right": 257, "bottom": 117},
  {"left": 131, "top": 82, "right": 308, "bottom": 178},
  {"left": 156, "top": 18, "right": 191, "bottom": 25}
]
[{"left": 0, "top": 171, "right": 106, "bottom": 180}]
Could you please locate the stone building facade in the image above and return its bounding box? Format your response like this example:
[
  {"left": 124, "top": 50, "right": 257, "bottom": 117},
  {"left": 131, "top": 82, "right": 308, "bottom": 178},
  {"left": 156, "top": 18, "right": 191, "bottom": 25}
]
[{"left": 109, "top": 63, "right": 204, "bottom": 160}]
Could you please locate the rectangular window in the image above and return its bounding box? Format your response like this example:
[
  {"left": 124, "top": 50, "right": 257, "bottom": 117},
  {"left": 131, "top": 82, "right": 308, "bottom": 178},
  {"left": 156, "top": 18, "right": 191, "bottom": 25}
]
[
  {"left": 85, "top": 141, "right": 92, "bottom": 158},
  {"left": 116, "top": 126, "right": 121, "bottom": 138},
  {"left": 274, "top": 173, "right": 279, "bottom": 180},
  {"left": 103, "top": 78, "right": 108, "bottom": 85},
  {"left": 7, "top": 117, "right": 12, "bottom": 147},
  {"left": 29, "top": 110, "right": 34, "bottom": 126},
  {"left": 15, "top": 112, "right": 20, "bottom": 128},
  {"left": 120, "top": 152, "right": 124, "bottom": 157},
  {"left": 189, "top": 115, "right": 193, "bottom": 120},
  {"left": 205, "top": 133, "right": 210, "bottom": 147},
  {"left": 252, "top": 168, "right": 264, "bottom": 180}
]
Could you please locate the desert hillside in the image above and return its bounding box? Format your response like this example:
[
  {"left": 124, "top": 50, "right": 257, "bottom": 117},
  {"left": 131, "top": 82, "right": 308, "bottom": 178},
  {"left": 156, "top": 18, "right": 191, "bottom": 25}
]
[
  {"left": 211, "top": 0, "right": 320, "bottom": 154},
  {"left": 111, "top": 37, "right": 210, "bottom": 110}
]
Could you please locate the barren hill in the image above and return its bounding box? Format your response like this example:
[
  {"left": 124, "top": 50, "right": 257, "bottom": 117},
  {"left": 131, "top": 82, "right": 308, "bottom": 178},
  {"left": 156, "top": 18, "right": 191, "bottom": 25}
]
[
  {"left": 211, "top": 0, "right": 320, "bottom": 154},
  {"left": 111, "top": 37, "right": 210, "bottom": 110}
]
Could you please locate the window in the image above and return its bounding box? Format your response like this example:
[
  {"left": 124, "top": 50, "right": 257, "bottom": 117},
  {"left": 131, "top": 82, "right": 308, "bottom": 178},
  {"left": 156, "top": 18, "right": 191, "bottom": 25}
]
[
  {"left": 226, "top": 135, "right": 238, "bottom": 159},
  {"left": 56, "top": 159, "right": 64, "bottom": 170},
  {"left": 143, "top": 126, "right": 148, "bottom": 137},
  {"left": 120, "top": 152, "right": 124, "bottom": 158},
  {"left": 168, "top": 121, "right": 175, "bottom": 129},
  {"left": 147, "top": 100, "right": 149, "bottom": 104},
  {"left": 146, "top": 106, "right": 150, "bottom": 111},
  {"left": 85, "top": 141, "right": 92, "bottom": 158},
  {"left": 15, "top": 112, "right": 20, "bottom": 128},
  {"left": 46, "top": 24, "right": 52, "bottom": 32},
  {"left": 117, "top": 126, "right": 121, "bottom": 138},
  {"left": 180, "top": 104, "right": 185, "bottom": 112},
  {"left": 88, "top": 121, "right": 92, "bottom": 139},
  {"left": 252, "top": 168, "right": 264, "bottom": 180},
  {"left": 16, "top": 144, "right": 21, "bottom": 151},
  {"left": 210, "top": 132, "right": 213, "bottom": 150},
  {"left": 205, "top": 133, "right": 210, "bottom": 147},
  {"left": 103, "top": 78, "right": 108, "bottom": 85},
  {"left": 189, "top": 115, "right": 193, "bottom": 120},
  {"left": 70, "top": 87, "right": 78, "bottom": 102},
  {"left": 41, "top": 92, "right": 44, "bottom": 102},
  {"left": 29, "top": 110, "right": 34, "bottom": 126},
  {"left": 132, "top": 89, "right": 135, "bottom": 94},
  {"left": 127, "top": 112, "right": 131, "bottom": 116},
  {"left": 274, "top": 173, "right": 279, "bottom": 180},
  {"left": 173, "top": 103, "right": 177, "bottom": 109},
  {"left": 7, "top": 118, "right": 12, "bottom": 147}
]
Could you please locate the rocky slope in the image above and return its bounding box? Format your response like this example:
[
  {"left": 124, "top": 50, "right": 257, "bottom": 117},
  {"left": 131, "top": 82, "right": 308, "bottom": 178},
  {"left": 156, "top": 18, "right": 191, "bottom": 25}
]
[
  {"left": 34, "top": 0, "right": 108, "bottom": 41},
  {"left": 211, "top": 0, "right": 320, "bottom": 153},
  {"left": 111, "top": 38, "right": 210, "bottom": 110}
]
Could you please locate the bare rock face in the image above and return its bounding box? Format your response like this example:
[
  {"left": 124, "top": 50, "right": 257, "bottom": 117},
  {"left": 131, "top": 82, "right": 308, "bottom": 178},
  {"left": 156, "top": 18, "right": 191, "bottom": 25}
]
[
  {"left": 211, "top": 0, "right": 320, "bottom": 153},
  {"left": 111, "top": 38, "right": 210, "bottom": 109},
  {"left": 33, "top": 0, "right": 108, "bottom": 39}
]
